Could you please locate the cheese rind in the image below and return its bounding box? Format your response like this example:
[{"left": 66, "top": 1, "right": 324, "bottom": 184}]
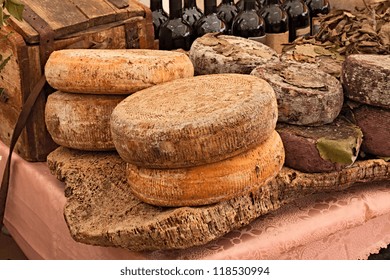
[
  {"left": 127, "top": 131, "right": 285, "bottom": 207},
  {"left": 45, "top": 91, "right": 125, "bottom": 151},
  {"left": 189, "top": 33, "right": 280, "bottom": 75},
  {"left": 111, "top": 74, "right": 278, "bottom": 168},
  {"left": 45, "top": 49, "right": 195, "bottom": 94},
  {"left": 251, "top": 61, "right": 344, "bottom": 126},
  {"left": 342, "top": 54, "right": 390, "bottom": 109}
]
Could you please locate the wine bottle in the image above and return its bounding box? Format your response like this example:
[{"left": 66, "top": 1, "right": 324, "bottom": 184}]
[
  {"left": 260, "top": 0, "right": 289, "bottom": 53},
  {"left": 236, "top": 0, "right": 265, "bottom": 11},
  {"left": 150, "top": 0, "right": 169, "bottom": 39},
  {"left": 159, "top": 0, "right": 194, "bottom": 51},
  {"left": 182, "top": 0, "right": 204, "bottom": 28},
  {"left": 194, "top": 0, "right": 227, "bottom": 37},
  {"left": 305, "top": 0, "right": 330, "bottom": 35},
  {"left": 216, "top": 0, "right": 238, "bottom": 35},
  {"left": 232, "top": 0, "right": 266, "bottom": 43},
  {"left": 282, "top": 0, "right": 310, "bottom": 42}
]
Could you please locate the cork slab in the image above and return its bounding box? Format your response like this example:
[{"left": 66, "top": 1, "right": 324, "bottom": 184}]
[{"left": 47, "top": 147, "right": 390, "bottom": 251}]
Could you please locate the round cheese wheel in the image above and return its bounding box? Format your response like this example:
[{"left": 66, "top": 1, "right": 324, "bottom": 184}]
[
  {"left": 342, "top": 54, "right": 390, "bottom": 109},
  {"left": 45, "top": 49, "right": 194, "bottom": 94},
  {"left": 45, "top": 91, "right": 125, "bottom": 151},
  {"left": 276, "top": 118, "right": 363, "bottom": 173},
  {"left": 127, "top": 131, "right": 285, "bottom": 207},
  {"left": 251, "top": 61, "right": 344, "bottom": 126},
  {"left": 351, "top": 104, "right": 390, "bottom": 157},
  {"left": 189, "top": 33, "right": 280, "bottom": 75},
  {"left": 111, "top": 74, "right": 278, "bottom": 168}
]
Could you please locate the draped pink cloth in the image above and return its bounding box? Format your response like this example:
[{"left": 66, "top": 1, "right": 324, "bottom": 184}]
[{"left": 1, "top": 141, "right": 389, "bottom": 259}]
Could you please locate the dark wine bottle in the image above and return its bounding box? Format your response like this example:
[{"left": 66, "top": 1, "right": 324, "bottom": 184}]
[
  {"left": 216, "top": 0, "right": 238, "bottom": 34},
  {"left": 150, "top": 0, "right": 169, "bottom": 39},
  {"left": 282, "top": 0, "right": 310, "bottom": 42},
  {"left": 260, "top": 0, "right": 289, "bottom": 53},
  {"left": 159, "top": 0, "right": 194, "bottom": 51},
  {"left": 305, "top": 0, "right": 330, "bottom": 35},
  {"left": 182, "top": 0, "right": 204, "bottom": 28},
  {"left": 232, "top": 0, "right": 266, "bottom": 43},
  {"left": 236, "top": 0, "right": 265, "bottom": 11},
  {"left": 194, "top": 0, "right": 227, "bottom": 37}
]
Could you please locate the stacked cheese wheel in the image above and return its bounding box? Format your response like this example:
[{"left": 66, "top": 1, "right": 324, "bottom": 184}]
[
  {"left": 249, "top": 60, "right": 364, "bottom": 173},
  {"left": 110, "top": 74, "right": 285, "bottom": 207},
  {"left": 342, "top": 54, "right": 390, "bottom": 158},
  {"left": 44, "top": 49, "right": 194, "bottom": 151}
]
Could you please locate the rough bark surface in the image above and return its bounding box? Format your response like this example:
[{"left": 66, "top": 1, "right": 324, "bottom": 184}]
[
  {"left": 342, "top": 54, "right": 390, "bottom": 109},
  {"left": 276, "top": 118, "right": 363, "bottom": 173},
  {"left": 111, "top": 74, "right": 278, "bottom": 168},
  {"left": 128, "top": 131, "right": 285, "bottom": 207},
  {"left": 47, "top": 147, "right": 390, "bottom": 251},
  {"left": 251, "top": 61, "right": 344, "bottom": 126},
  {"left": 189, "top": 33, "right": 280, "bottom": 75},
  {"left": 45, "top": 91, "right": 126, "bottom": 151},
  {"left": 45, "top": 49, "right": 194, "bottom": 94}
]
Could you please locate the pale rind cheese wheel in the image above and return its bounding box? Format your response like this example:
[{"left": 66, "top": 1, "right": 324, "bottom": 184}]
[
  {"left": 111, "top": 74, "right": 278, "bottom": 168},
  {"left": 251, "top": 61, "right": 344, "bottom": 126},
  {"left": 189, "top": 33, "right": 280, "bottom": 75},
  {"left": 127, "top": 131, "right": 285, "bottom": 207},
  {"left": 45, "top": 49, "right": 194, "bottom": 94},
  {"left": 342, "top": 54, "right": 390, "bottom": 109},
  {"left": 45, "top": 91, "right": 125, "bottom": 151}
]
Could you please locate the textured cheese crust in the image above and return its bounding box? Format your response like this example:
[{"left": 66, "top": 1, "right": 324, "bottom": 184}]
[
  {"left": 251, "top": 61, "right": 344, "bottom": 126},
  {"left": 127, "top": 131, "right": 285, "bottom": 207},
  {"left": 342, "top": 54, "right": 390, "bottom": 109},
  {"left": 189, "top": 33, "right": 280, "bottom": 75},
  {"left": 111, "top": 74, "right": 278, "bottom": 168},
  {"left": 45, "top": 91, "right": 125, "bottom": 151},
  {"left": 45, "top": 49, "right": 194, "bottom": 94}
]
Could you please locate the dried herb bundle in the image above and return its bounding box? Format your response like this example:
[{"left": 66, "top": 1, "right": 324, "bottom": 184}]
[{"left": 284, "top": 0, "right": 390, "bottom": 56}]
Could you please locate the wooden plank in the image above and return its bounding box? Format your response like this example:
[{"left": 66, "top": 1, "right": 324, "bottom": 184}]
[
  {"left": 70, "top": 0, "right": 118, "bottom": 27},
  {"left": 104, "top": 0, "right": 145, "bottom": 21},
  {"left": 9, "top": 0, "right": 147, "bottom": 43},
  {"left": 54, "top": 25, "right": 127, "bottom": 50},
  {"left": 19, "top": 0, "right": 89, "bottom": 41}
]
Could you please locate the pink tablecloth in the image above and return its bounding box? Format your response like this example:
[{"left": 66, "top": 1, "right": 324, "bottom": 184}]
[{"left": 1, "top": 141, "right": 389, "bottom": 260}]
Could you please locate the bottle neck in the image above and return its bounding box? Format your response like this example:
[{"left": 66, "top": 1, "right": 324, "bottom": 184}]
[
  {"left": 221, "top": 0, "right": 235, "bottom": 4},
  {"left": 204, "top": 0, "right": 217, "bottom": 14},
  {"left": 244, "top": 0, "right": 256, "bottom": 10},
  {"left": 184, "top": 0, "right": 197, "bottom": 8},
  {"left": 150, "top": 0, "right": 163, "bottom": 10},
  {"left": 169, "top": 0, "right": 182, "bottom": 18}
]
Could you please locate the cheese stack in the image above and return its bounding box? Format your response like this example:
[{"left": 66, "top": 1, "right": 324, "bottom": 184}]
[
  {"left": 342, "top": 54, "right": 390, "bottom": 158},
  {"left": 44, "top": 49, "right": 194, "bottom": 151},
  {"left": 251, "top": 60, "right": 365, "bottom": 173},
  {"left": 110, "top": 74, "right": 285, "bottom": 207}
]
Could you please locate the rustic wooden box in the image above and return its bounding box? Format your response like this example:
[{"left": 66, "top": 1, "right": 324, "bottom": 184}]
[{"left": 0, "top": 0, "right": 154, "bottom": 161}]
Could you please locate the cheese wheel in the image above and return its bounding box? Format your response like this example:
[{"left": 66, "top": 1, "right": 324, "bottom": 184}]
[
  {"left": 349, "top": 104, "right": 390, "bottom": 157},
  {"left": 45, "top": 91, "right": 125, "bottom": 151},
  {"left": 277, "top": 118, "right": 363, "bottom": 173},
  {"left": 127, "top": 131, "right": 285, "bottom": 207},
  {"left": 45, "top": 49, "right": 194, "bottom": 94},
  {"left": 251, "top": 61, "right": 344, "bottom": 126},
  {"left": 342, "top": 54, "right": 390, "bottom": 109},
  {"left": 189, "top": 33, "right": 280, "bottom": 75},
  {"left": 111, "top": 74, "right": 278, "bottom": 168}
]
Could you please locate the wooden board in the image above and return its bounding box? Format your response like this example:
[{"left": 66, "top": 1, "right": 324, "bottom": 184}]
[
  {"left": 47, "top": 147, "right": 390, "bottom": 251},
  {"left": 9, "top": 0, "right": 146, "bottom": 43}
]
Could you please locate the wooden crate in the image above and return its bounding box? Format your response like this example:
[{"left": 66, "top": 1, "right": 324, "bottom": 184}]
[{"left": 0, "top": 0, "right": 154, "bottom": 161}]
